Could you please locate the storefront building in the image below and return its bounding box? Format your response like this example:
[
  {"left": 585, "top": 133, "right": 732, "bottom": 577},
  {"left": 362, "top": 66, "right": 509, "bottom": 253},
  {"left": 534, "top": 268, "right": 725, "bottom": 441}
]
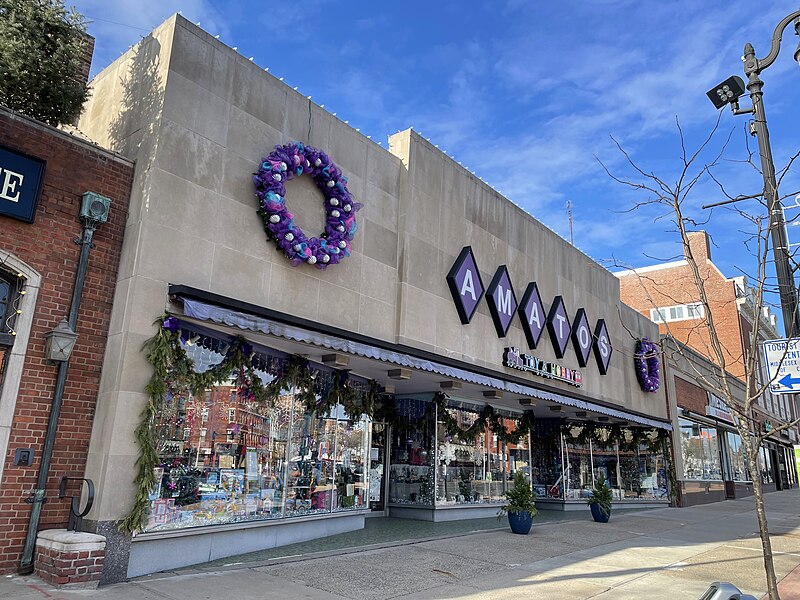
[
  {"left": 664, "top": 337, "right": 796, "bottom": 507},
  {"left": 76, "top": 15, "right": 672, "bottom": 581},
  {"left": 618, "top": 232, "right": 799, "bottom": 501}
]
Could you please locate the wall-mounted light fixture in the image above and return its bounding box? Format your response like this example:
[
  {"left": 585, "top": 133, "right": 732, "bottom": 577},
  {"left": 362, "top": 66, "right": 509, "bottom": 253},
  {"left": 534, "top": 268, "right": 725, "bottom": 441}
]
[{"left": 44, "top": 319, "right": 78, "bottom": 362}]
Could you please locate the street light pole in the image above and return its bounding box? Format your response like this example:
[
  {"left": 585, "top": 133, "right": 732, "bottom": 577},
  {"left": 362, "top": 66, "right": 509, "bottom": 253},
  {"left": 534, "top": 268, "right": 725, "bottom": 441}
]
[{"left": 741, "top": 11, "right": 800, "bottom": 338}]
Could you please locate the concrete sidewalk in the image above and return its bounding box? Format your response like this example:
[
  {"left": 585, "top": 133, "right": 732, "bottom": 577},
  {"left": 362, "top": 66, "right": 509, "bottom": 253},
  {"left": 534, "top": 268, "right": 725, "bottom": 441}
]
[{"left": 3, "top": 489, "right": 800, "bottom": 599}]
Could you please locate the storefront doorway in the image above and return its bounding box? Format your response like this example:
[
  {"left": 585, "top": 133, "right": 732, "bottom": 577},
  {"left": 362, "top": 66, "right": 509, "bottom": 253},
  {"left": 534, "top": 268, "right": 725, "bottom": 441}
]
[{"left": 774, "top": 447, "right": 787, "bottom": 490}]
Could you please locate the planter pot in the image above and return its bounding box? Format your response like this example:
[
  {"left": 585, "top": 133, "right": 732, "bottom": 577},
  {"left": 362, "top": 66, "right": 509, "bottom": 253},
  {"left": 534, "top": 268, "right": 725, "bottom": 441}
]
[
  {"left": 590, "top": 503, "right": 611, "bottom": 523},
  {"left": 507, "top": 511, "right": 533, "bottom": 535}
]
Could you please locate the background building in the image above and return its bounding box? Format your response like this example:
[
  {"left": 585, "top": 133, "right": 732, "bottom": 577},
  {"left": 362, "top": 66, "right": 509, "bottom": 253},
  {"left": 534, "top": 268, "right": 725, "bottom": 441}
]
[{"left": 617, "top": 230, "right": 798, "bottom": 497}]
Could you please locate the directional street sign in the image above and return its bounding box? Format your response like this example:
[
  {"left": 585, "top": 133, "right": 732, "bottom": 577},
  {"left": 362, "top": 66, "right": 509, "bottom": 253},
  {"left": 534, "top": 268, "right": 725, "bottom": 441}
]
[{"left": 762, "top": 338, "right": 800, "bottom": 394}]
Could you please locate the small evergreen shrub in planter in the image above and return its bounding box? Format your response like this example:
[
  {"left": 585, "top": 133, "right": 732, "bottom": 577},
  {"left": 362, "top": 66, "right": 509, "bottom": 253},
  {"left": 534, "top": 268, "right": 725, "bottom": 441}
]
[
  {"left": 587, "top": 473, "right": 613, "bottom": 523},
  {"left": 498, "top": 471, "right": 538, "bottom": 535}
]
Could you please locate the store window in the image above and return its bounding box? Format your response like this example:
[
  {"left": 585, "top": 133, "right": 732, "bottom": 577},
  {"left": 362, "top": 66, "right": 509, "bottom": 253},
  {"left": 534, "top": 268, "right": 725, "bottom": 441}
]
[
  {"left": 434, "top": 401, "right": 530, "bottom": 505},
  {"left": 725, "top": 432, "right": 750, "bottom": 482},
  {"left": 759, "top": 446, "right": 774, "bottom": 484},
  {"left": 333, "top": 407, "right": 369, "bottom": 511},
  {"left": 591, "top": 431, "right": 621, "bottom": 500},
  {"left": 564, "top": 439, "right": 592, "bottom": 500},
  {"left": 144, "top": 339, "right": 370, "bottom": 532},
  {"left": 388, "top": 397, "right": 435, "bottom": 505},
  {"left": 634, "top": 442, "right": 668, "bottom": 500},
  {"left": 679, "top": 418, "right": 722, "bottom": 480},
  {"left": 559, "top": 426, "right": 668, "bottom": 501}
]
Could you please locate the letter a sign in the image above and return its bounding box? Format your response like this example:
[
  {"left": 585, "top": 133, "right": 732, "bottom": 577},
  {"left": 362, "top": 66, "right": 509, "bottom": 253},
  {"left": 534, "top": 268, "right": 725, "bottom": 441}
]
[
  {"left": 446, "top": 246, "right": 485, "bottom": 324},
  {"left": 486, "top": 265, "right": 517, "bottom": 337}
]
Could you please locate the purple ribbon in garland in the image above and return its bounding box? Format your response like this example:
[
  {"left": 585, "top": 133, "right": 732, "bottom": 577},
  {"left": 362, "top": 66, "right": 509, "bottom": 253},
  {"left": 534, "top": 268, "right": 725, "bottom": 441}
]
[{"left": 162, "top": 316, "right": 180, "bottom": 333}]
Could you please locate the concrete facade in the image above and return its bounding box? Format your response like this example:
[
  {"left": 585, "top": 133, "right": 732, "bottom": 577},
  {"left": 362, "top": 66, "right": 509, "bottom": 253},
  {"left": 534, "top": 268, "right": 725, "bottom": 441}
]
[{"left": 77, "top": 15, "right": 668, "bottom": 577}]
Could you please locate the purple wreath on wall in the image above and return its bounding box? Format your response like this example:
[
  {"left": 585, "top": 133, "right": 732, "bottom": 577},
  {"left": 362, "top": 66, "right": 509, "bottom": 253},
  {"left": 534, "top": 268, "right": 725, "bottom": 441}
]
[
  {"left": 634, "top": 337, "right": 660, "bottom": 393},
  {"left": 252, "top": 142, "right": 361, "bottom": 268}
]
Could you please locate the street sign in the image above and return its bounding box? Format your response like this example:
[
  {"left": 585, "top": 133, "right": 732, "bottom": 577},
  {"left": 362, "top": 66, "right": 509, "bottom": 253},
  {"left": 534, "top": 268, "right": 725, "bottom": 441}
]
[{"left": 762, "top": 338, "right": 800, "bottom": 393}]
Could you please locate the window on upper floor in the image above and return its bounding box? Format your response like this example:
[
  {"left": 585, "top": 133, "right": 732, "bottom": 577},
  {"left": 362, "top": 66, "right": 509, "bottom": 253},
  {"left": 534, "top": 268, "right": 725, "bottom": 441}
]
[{"left": 650, "top": 303, "right": 705, "bottom": 323}]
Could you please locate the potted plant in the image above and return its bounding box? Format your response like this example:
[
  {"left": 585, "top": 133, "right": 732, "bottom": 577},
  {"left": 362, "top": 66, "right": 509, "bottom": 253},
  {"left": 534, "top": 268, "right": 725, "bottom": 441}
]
[
  {"left": 498, "top": 471, "right": 537, "bottom": 534},
  {"left": 586, "top": 473, "right": 613, "bottom": 522}
]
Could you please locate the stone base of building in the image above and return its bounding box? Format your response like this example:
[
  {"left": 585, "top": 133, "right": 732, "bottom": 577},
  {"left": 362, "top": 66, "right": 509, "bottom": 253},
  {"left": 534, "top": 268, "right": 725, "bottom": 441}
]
[
  {"left": 678, "top": 480, "right": 726, "bottom": 507},
  {"left": 725, "top": 481, "right": 754, "bottom": 499},
  {"left": 535, "top": 499, "right": 669, "bottom": 511},
  {"left": 388, "top": 504, "right": 502, "bottom": 521},
  {"left": 34, "top": 530, "right": 106, "bottom": 589},
  {"left": 127, "top": 511, "right": 366, "bottom": 578}
]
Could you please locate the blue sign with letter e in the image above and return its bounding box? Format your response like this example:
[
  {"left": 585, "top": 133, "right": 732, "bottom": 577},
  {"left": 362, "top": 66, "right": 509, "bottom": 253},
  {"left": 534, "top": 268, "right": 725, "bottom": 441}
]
[{"left": 0, "top": 145, "right": 46, "bottom": 223}]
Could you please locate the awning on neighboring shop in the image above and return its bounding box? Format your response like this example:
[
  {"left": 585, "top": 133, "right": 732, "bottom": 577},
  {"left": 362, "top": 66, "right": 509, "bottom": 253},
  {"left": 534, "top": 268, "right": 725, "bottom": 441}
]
[{"left": 176, "top": 294, "right": 672, "bottom": 431}]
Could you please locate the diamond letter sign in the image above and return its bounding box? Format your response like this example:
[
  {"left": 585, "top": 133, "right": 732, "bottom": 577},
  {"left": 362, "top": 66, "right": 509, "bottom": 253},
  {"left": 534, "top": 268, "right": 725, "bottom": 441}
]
[
  {"left": 486, "top": 265, "right": 517, "bottom": 337},
  {"left": 446, "top": 246, "right": 485, "bottom": 324}
]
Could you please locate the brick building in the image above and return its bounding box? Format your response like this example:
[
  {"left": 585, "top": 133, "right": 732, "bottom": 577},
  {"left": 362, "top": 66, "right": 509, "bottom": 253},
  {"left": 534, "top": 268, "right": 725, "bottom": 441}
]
[
  {"left": 617, "top": 231, "right": 798, "bottom": 503},
  {"left": 0, "top": 107, "right": 134, "bottom": 572}
]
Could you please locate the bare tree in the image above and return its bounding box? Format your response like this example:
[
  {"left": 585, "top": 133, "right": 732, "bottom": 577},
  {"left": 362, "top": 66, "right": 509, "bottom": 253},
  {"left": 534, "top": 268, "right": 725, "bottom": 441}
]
[{"left": 601, "top": 117, "right": 800, "bottom": 600}]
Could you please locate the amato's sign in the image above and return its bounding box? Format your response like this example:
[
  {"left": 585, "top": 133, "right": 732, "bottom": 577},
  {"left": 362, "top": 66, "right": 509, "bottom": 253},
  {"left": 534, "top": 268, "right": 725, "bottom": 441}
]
[{"left": 446, "top": 246, "right": 612, "bottom": 377}]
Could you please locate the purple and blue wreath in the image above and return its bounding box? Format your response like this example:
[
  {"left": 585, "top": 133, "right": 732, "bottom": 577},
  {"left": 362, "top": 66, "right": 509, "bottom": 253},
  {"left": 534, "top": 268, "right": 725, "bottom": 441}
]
[
  {"left": 253, "top": 142, "right": 361, "bottom": 268},
  {"left": 634, "top": 337, "right": 660, "bottom": 393}
]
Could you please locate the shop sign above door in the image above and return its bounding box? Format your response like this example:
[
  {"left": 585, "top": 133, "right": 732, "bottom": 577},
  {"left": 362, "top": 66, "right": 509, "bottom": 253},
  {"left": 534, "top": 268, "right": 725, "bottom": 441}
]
[
  {"left": 0, "top": 145, "right": 46, "bottom": 224},
  {"left": 706, "top": 393, "right": 734, "bottom": 423},
  {"left": 446, "top": 246, "right": 612, "bottom": 375}
]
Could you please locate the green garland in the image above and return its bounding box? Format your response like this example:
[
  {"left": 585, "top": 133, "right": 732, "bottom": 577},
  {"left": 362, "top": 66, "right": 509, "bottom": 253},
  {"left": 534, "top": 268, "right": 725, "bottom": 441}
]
[
  {"left": 121, "top": 317, "right": 195, "bottom": 534},
  {"left": 432, "top": 392, "right": 535, "bottom": 444},
  {"left": 265, "top": 355, "right": 316, "bottom": 406},
  {"left": 121, "top": 315, "right": 381, "bottom": 534}
]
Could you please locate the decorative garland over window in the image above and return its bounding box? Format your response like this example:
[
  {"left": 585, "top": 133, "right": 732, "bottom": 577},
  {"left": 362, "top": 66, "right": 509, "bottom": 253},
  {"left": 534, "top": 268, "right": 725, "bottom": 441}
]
[
  {"left": 562, "top": 421, "right": 677, "bottom": 499},
  {"left": 432, "top": 392, "right": 535, "bottom": 444},
  {"left": 563, "top": 421, "right": 663, "bottom": 453},
  {"left": 252, "top": 142, "right": 361, "bottom": 268},
  {"left": 121, "top": 315, "right": 379, "bottom": 534},
  {"left": 634, "top": 337, "right": 660, "bottom": 393}
]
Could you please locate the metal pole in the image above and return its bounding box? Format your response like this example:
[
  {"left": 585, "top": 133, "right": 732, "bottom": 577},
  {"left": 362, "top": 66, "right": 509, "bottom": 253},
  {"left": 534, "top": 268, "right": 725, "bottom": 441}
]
[
  {"left": 743, "top": 43, "right": 800, "bottom": 338},
  {"left": 19, "top": 220, "right": 100, "bottom": 573},
  {"left": 738, "top": 10, "right": 800, "bottom": 339}
]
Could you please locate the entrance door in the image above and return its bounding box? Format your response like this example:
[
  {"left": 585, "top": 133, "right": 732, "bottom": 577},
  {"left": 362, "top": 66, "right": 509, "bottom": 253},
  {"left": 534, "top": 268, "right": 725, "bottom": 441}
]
[
  {"left": 368, "top": 422, "right": 387, "bottom": 511},
  {"left": 775, "top": 448, "right": 788, "bottom": 490},
  {"left": 771, "top": 448, "right": 783, "bottom": 490}
]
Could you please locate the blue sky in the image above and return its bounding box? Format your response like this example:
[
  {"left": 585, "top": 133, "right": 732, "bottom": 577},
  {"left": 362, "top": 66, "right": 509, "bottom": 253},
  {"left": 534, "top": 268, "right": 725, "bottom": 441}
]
[{"left": 72, "top": 1, "right": 800, "bottom": 317}]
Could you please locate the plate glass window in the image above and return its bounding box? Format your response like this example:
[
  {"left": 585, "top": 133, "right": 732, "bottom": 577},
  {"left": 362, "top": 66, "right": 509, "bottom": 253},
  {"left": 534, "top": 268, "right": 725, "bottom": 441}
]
[{"left": 143, "top": 334, "right": 370, "bottom": 532}]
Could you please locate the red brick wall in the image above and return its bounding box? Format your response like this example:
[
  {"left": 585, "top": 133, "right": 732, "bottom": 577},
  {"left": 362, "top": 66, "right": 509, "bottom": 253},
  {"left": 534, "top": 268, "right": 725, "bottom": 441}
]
[
  {"left": 674, "top": 376, "right": 708, "bottom": 414},
  {"left": 618, "top": 254, "right": 745, "bottom": 379},
  {"left": 0, "top": 109, "right": 133, "bottom": 573},
  {"left": 35, "top": 544, "right": 105, "bottom": 587}
]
